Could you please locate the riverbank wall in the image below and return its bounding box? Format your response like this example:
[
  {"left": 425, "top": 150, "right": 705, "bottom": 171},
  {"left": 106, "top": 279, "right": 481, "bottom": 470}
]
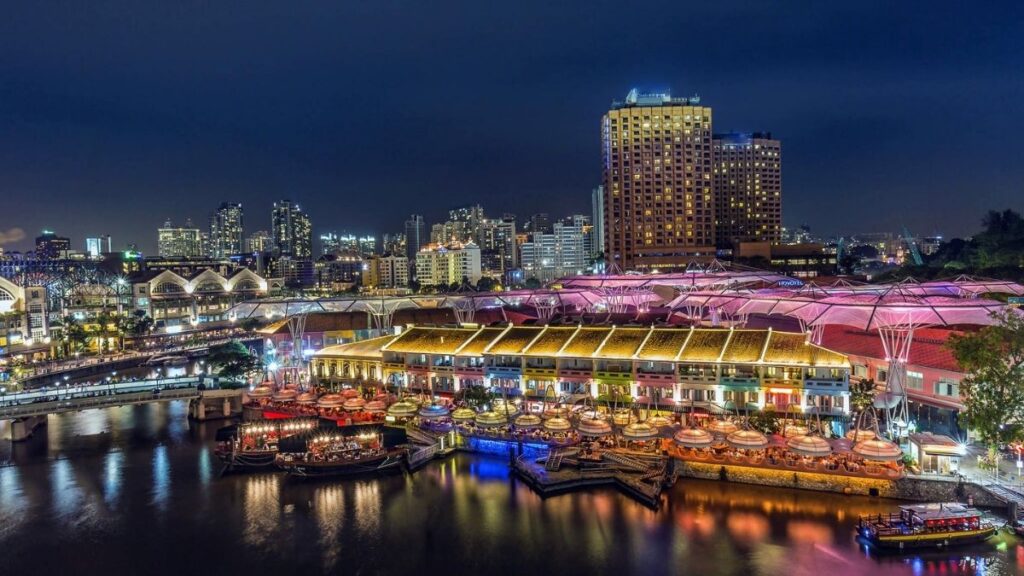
[{"left": 673, "top": 459, "right": 1006, "bottom": 507}]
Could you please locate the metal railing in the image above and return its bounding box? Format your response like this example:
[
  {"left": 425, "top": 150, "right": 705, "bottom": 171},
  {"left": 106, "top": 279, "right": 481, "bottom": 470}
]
[
  {"left": 0, "top": 387, "right": 201, "bottom": 419},
  {"left": 0, "top": 376, "right": 215, "bottom": 418}
]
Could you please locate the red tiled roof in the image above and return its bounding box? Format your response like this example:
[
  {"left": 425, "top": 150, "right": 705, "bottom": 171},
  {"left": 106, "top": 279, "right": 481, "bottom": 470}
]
[{"left": 820, "top": 325, "right": 965, "bottom": 373}]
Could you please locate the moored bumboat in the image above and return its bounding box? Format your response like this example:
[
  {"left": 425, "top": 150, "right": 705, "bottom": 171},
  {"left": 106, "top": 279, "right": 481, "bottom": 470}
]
[
  {"left": 857, "top": 503, "right": 996, "bottom": 550},
  {"left": 274, "top": 425, "right": 409, "bottom": 478}
]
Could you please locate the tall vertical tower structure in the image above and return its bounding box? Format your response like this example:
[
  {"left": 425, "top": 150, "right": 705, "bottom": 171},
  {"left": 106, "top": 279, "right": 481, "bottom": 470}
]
[
  {"left": 210, "top": 202, "right": 244, "bottom": 257},
  {"left": 602, "top": 89, "right": 715, "bottom": 271},
  {"left": 272, "top": 200, "right": 313, "bottom": 259},
  {"left": 712, "top": 132, "right": 782, "bottom": 248}
]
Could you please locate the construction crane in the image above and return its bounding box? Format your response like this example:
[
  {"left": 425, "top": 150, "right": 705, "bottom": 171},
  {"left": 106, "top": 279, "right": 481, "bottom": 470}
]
[{"left": 901, "top": 226, "right": 924, "bottom": 266}]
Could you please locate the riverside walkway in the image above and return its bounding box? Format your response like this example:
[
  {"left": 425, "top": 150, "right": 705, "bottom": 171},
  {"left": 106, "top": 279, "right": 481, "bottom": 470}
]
[{"left": 0, "top": 376, "right": 213, "bottom": 419}]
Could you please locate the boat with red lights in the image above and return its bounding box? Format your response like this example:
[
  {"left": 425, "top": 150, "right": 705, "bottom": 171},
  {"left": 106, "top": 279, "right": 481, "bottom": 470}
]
[{"left": 857, "top": 503, "right": 995, "bottom": 550}]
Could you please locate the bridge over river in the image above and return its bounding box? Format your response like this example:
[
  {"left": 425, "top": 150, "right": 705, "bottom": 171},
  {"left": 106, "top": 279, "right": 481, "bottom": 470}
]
[{"left": 0, "top": 376, "right": 244, "bottom": 441}]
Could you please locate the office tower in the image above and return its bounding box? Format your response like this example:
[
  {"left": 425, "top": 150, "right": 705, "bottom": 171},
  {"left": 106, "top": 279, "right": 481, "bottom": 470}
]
[
  {"left": 246, "top": 230, "right": 273, "bottom": 253},
  {"left": 382, "top": 233, "right": 405, "bottom": 256},
  {"left": 591, "top": 186, "right": 605, "bottom": 259},
  {"left": 520, "top": 215, "right": 591, "bottom": 282},
  {"left": 209, "top": 202, "right": 244, "bottom": 257},
  {"left": 272, "top": 200, "right": 313, "bottom": 259},
  {"left": 713, "top": 132, "right": 782, "bottom": 247},
  {"left": 157, "top": 219, "right": 203, "bottom": 257},
  {"left": 85, "top": 235, "right": 112, "bottom": 258},
  {"left": 35, "top": 230, "right": 71, "bottom": 259},
  {"left": 449, "top": 204, "right": 486, "bottom": 242},
  {"left": 527, "top": 213, "right": 552, "bottom": 235},
  {"left": 320, "top": 232, "right": 341, "bottom": 255},
  {"left": 602, "top": 88, "right": 714, "bottom": 270},
  {"left": 479, "top": 216, "right": 518, "bottom": 273},
  {"left": 404, "top": 215, "right": 427, "bottom": 265},
  {"left": 357, "top": 235, "right": 376, "bottom": 258}
]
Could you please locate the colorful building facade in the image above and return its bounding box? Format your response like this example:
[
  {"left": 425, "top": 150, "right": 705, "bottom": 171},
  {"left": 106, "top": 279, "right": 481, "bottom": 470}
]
[{"left": 313, "top": 325, "right": 852, "bottom": 417}]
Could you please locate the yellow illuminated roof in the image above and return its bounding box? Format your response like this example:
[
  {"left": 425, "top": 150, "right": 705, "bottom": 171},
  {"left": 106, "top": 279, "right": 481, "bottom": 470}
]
[
  {"left": 382, "top": 326, "right": 478, "bottom": 355},
  {"left": 456, "top": 327, "right": 506, "bottom": 356},
  {"left": 594, "top": 327, "right": 650, "bottom": 359},
  {"left": 315, "top": 325, "right": 849, "bottom": 368},
  {"left": 763, "top": 331, "right": 848, "bottom": 367},
  {"left": 558, "top": 327, "right": 613, "bottom": 357},
  {"left": 521, "top": 327, "right": 579, "bottom": 356},
  {"left": 485, "top": 326, "right": 544, "bottom": 355},
  {"left": 721, "top": 330, "right": 769, "bottom": 363},
  {"left": 636, "top": 328, "right": 691, "bottom": 361},
  {"left": 314, "top": 335, "right": 394, "bottom": 359},
  {"left": 676, "top": 329, "right": 731, "bottom": 362}
]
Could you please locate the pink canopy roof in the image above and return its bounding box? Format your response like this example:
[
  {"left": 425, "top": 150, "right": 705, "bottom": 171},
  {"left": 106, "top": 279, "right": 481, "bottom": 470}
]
[{"left": 670, "top": 284, "right": 1014, "bottom": 329}]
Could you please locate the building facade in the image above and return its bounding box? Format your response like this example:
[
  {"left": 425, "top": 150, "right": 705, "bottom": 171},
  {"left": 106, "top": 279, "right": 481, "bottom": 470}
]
[
  {"left": 591, "top": 186, "right": 605, "bottom": 260},
  {"left": 313, "top": 325, "right": 851, "bottom": 416},
  {"left": 209, "top": 202, "right": 244, "bottom": 257},
  {"left": 272, "top": 200, "right": 313, "bottom": 259},
  {"left": 415, "top": 243, "right": 482, "bottom": 287},
  {"left": 404, "top": 215, "right": 427, "bottom": 272},
  {"left": 157, "top": 220, "right": 203, "bottom": 258},
  {"left": 713, "top": 132, "right": 782, "bottom": 248},
  {"left": 602, "top": 89, "right": 715, "bottom": 271},
  {"left": 35, "top": 231, "right": 72, "bottom": 260},
  {"left": 364, "top": 255, "right": 410, "bottom": 289},
  {"left": 520, "top": 215, "right": 592, "bottom": 282}
]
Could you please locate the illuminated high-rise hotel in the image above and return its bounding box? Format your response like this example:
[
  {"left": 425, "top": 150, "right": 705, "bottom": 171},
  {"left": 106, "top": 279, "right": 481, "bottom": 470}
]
[
  {"left": 713, "top": 132, "right": 782, "bottom": 248},
  {"left": 602, "top": 89, "right": 715, "bottom": 270}
]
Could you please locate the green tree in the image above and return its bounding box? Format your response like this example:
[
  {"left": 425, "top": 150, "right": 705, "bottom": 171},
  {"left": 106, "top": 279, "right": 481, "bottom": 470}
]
[
  {"left": 948, "top": 309, "right": 1024, "bottom": 462},
  {"left": 61, "top": 316, "right": 89, "bottom": 356},
  {"left": 476, "top": 277, "right": 497, "bottom": 292},
  {"left": 207, "top": 340, "right": 263, "bottom": 382},
  {"left": 524, "top": 277, "right": 542, "bottom": 290},
  {"left": 457, "top": 384, "right": 494, "bottom": 409},
  {"left": 850, "top": 378, "right": 877, "bottom": 414},
  {"left": 748, "top": 407, "right": 781, "bottom": 435}
]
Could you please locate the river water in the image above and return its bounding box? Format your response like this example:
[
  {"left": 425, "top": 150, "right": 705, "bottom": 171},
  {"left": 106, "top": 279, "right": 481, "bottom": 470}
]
[{"left": 0, "top": 402, "right": 1021, "bottom": 576}]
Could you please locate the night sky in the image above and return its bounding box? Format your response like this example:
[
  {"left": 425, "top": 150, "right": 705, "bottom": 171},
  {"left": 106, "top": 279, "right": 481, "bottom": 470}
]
[{"left": 2, "top": 2, "right": 1022, "bottom": 254}]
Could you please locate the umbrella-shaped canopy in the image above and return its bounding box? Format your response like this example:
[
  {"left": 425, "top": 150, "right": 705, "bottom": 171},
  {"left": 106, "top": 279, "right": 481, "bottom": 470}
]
[
  {"left": 621, "top": 422, "right": 658, "bottom": 440},
  {"left": 491, "top": 399, "right": 520, "bottom": 415},
  {"left": 475, "top": 411, "right": 509, "bottom": 427},
  {"left": 845, "top": 428, "right": 877, "bottom": 442},
  {"left": 543, "top": 417, "right": 572, "bottom": 432},
  {"left": 707, "top": 420, "right": 739, "bottom": 435},
  {"left": 248, "top": 386, "right": 272, "bottom": 398},
  {"left": 674, "top": 427, "right": 714, "bottom": 447},
  {"left": 646, "top": 415, "right": 674, "bottom": 428},
  {"left": 418, "top": 404, "right": 451, "bottom": 419},
  {"left": 317, "top": 394, "right": 344, "bottom": 408},
  {"left": 341, "top": 389, "right": 360, "bottom": 399},
  {"left": 451, "top": 407, "right": 477, "bottom": 421},
  {"left": 786, "top": 435, "right": 833, "bottom": 457},
  {"left": 782, "top": 424, "right": 809, "bottom": 438},
  {"left": 576, "top": 416, "right": 613, "bottom": 436},
  {"left": 726, "top": 429, "right": 769, "bottom": 450},
  {"left": 542, "top": 407, "right": 568, "bottom": 420},
  {"left": 343, "top": 397, "right": 366, "bottom": 411},
  {"left": 296, "top": 392, "right": 318, "bottom": 404},
  {"left": 364, "top": 400, "right": 387, "bottom": 413},
  {"left": 272, "top": 389, "right": 298, "bottom": 402},
  {"left": 852, "top": 439, "right": 902, "bottom": 461},
  {"left": 387, "top": 400, "right": 419, "bottom": 417},
  {"left": 612, "top": 410, "right": 636, "bottom": 427},
  {"left": 514, "top": 414, "right": 542, "bottom": 429}
]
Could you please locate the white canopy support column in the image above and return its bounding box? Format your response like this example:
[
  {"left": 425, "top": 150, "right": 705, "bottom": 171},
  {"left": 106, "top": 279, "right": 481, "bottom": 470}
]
[
  {"left": 451, "top": 299, "right": 476, "bottom": 325},
  {"left": 877, "top": 324, "right": 916, "bottom": 439}
]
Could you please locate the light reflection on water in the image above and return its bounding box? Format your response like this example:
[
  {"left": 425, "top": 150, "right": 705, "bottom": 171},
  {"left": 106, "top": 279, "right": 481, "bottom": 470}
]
[{"left": 0, "top": 401, "right": 1020, "bottom": 575}]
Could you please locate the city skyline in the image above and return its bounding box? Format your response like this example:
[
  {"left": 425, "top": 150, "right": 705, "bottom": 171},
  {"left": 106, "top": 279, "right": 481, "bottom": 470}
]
[{"left": 2, "top": 3, "right": 1022, "bottom": 253}]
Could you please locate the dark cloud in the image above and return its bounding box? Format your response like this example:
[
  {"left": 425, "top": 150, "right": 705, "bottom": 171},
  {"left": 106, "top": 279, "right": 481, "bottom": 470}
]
[{"left": 1, "top": 1, "right": 1022, "bottom": 253}]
